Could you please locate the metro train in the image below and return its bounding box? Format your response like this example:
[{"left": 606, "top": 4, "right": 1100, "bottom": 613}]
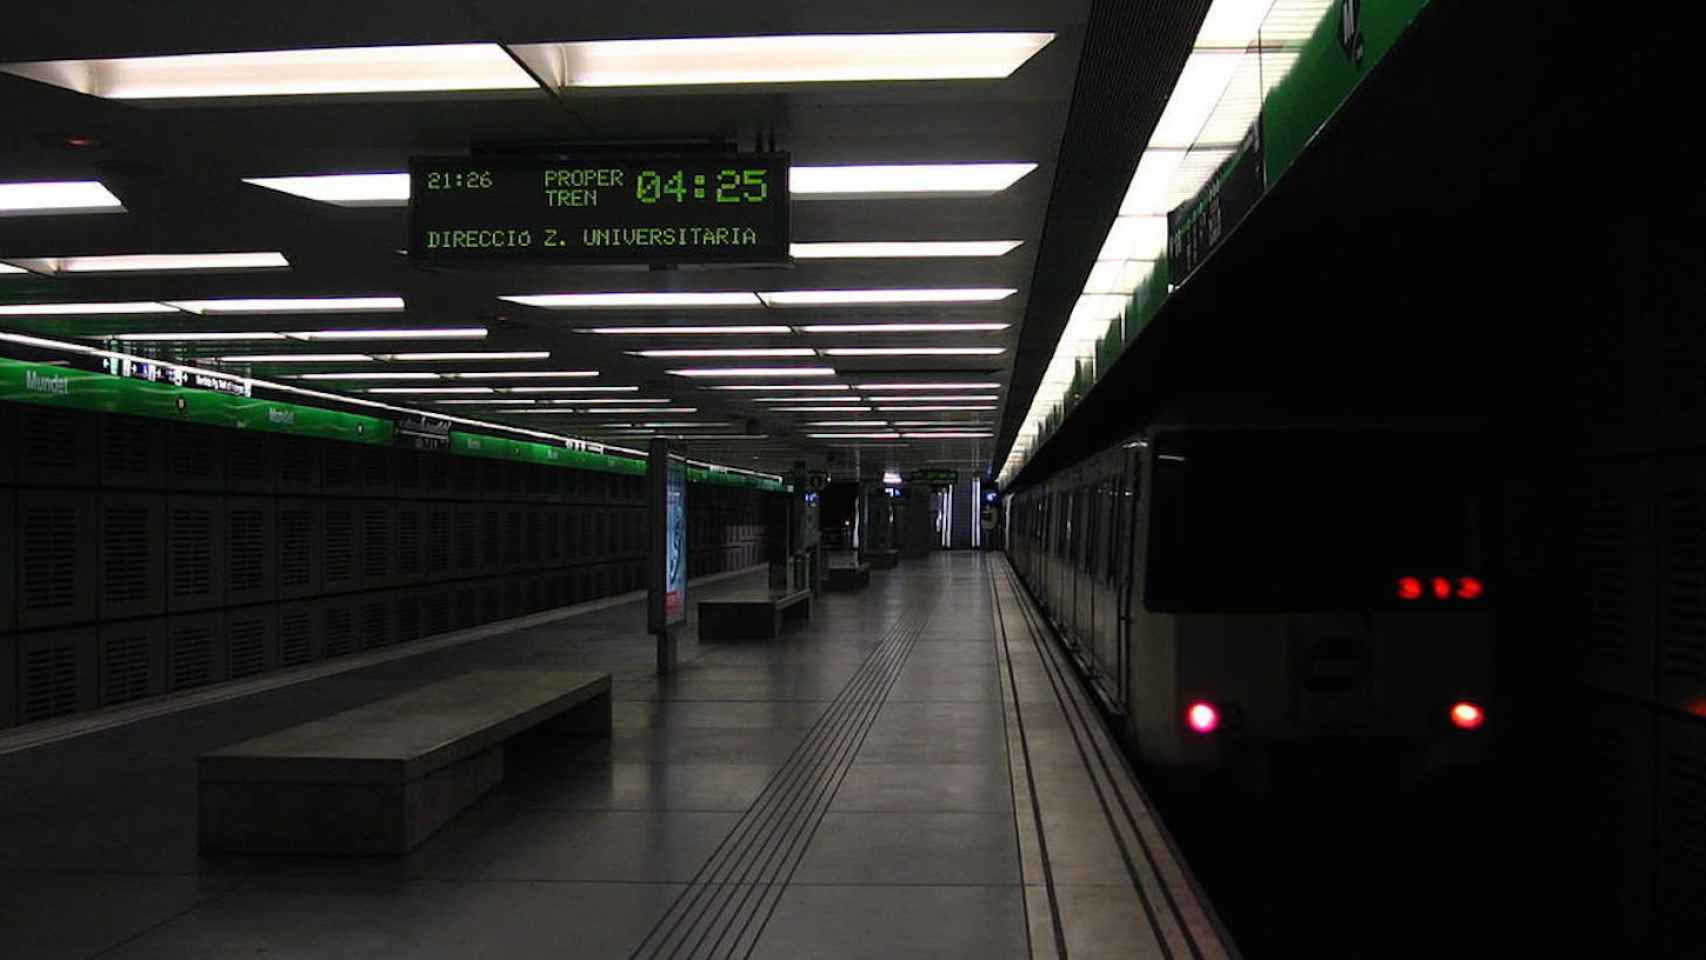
[{"left": 1005, "top": 424, "right": 1494, "bottom": 791}]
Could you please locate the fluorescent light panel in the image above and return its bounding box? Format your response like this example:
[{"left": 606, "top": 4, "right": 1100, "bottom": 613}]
[
  {"left": 0, "top": 181, "right": 124, "bottom": 215},
  {"left": 791, "top": 163, "right": 1036, "bottom": 197},
  {"left": 450, "top": 371, "right": 601, "bottom": 380},
  {"left": 218, "top": 353, "right": 372, "bottom": 363},
  {"left": 587, "top": 325, "right": 791, "bottom": 334},
  {"left": 533, "top": 33, "right": 1053, "bottom": 88},
  {"left": 806, "top": 420, "right": 889, "bottom": 426},
  {"left": 296, "top": 327, "right": 484, "bottom": 340},
  {"left": 862, "top": 394, "right": 998, "bottom": 402},
  {"left": 504, "top": 385, "right": 636, "bottom": 393},
  {"left": 800, "top": 323, "right": 1009, "bottom": 333},
  {"left": 668, "top": 367, "right": 836, "bottom": 377},
  {"left": 632, "top": 348, "right": 814, "bottom": 358},
  {"left": 857, "top": 382, "right": 1001, "bottom": 390},
  {"left": 876, "top": 405, "right": 997, "bottom": 411},
  {"left": 711, "top": 384, "right": 849, "bottom": 391},
  {"left": 375, "top": 351, "right": 552, "bottom": 361},
  {"left": 809, "top": 432, "right": 899, "bottom": 439},
  {"left": 903, "top": 432, "right": 992, "bottom": 439},
  {"left": 0, "top": 301, "right": 175, "bottom": 316},
  {"left": 504, "top": 292, "right": 760, "bottom": 309},
  {"left": 296, "top": 372, "right": 440, "bottom": 380},
  {"left": 771, "top": 406, "right": 873, "bottom": 412},
  {"left": 789, "top": 241, "right": 1021, "bottom": 259},
  {"left": 755, "top": 396, "right": 864, "bottom": 402},
  {"left": 168, "top": 297, "right": 403, "bottom": 314},
  {"left": 368, "top": 387, "right": 493, "bottom": 395},
  {"left": 759, "top": 288, "right": 1015, "bottom": 306},
  {"left": 822, "top": 347, "right": 1005, "bottom": 356},
  {"left": 1, "top": 44, "right": 540, "bottom": 100},
  {"left": 244, "top": 173, "right": 409, "bottom": 207}
]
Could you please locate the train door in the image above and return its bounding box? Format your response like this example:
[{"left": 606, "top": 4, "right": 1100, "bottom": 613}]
[{"left": 1114, "top": 443, "right": 1144, "bottom": 714}]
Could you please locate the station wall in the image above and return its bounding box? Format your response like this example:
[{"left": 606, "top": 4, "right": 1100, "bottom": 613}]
[{"left": 0, "top": 400, "right": 771, "bottom": 729}]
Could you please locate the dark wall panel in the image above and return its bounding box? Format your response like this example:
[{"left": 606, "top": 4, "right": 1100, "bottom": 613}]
[
  {"left": 166, "top": 495, "right": 225, "bottom": 613},
  {"left": 166, "top": 423, "right": 226, "bottom": 492},
  {"left": 98, "top": 618, "right": 166, "bottom": 707},
  {"left": 15, "top": 491, "right": 97, "bottom": 630},
  {"left": 226, "top": 605, "right": 277, "bottom": 680},
  {"left": 16, "top": 627, "right": 97, "bottom": 723},
  {"left": 16, "top": 406, "right": 96, "bottom": 488},
  {"left": 98, "top": 493, "right": 165, "bottom": 620},
  {"left": 166, "top": 613, "right": 225, "bottom": 692},
  {"left": 99, "top": 415, "right": 164, "bottom": 489},
  {"left": 226, "top": 430, "right": 275, "bottom": 495},
  {"left": 0, "top": 490, "right": 13, "bottom": 635}
]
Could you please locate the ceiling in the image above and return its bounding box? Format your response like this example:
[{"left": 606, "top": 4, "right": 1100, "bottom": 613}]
[{"left": 0, "top": 0, "right": 1096, "bottom": 480}]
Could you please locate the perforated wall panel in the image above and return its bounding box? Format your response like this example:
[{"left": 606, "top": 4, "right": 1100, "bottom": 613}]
[
  {"left": 393, "top": 590, "right": 423, "bottom": 644},
  {"left": 1580, "top": 462, "right": 1657, "bottom": 699},
  {"left": 322, "top": 597, "right": 358, "bottom": 658},
  {"left": 275, "top": 435, "right": 320, "bottom": 493},
  {"left": 226, "top": 430, "right": 275, "bottom": 494},
  {"left": 1661, "top": 459, "right": 1706, "bottom": 710},
  {"left": 1659, "top": 715, "right": 1706, "bottom": 949},
  {"left": 0, "top": 490, "right": 14, "bottom": 634},
  {"left": 166, "top": 423, "right": 225, "bottom": 491},
  {"left": 394, "top": 504, "right": 424, "bottom": 581},
  {"left": 99, "top": 415, "right": 163, "bottom": 489},
  {"left": 15, "top": 492, "right": 97, "bottom": 630},
  {"left": 275, "top": 499, "right": 321, "bottom": 600},
  {"left": 98, "top": 618, "right": 165, "bottom": 707},
  {"left": 98, "top": 493, "right": 164, "bottom": 620},
  {"left": 358, "top": 593, "right": 393, "bottom": 650},
  {"left": 0, "top": 401, "right": 14, "bottom": 486},
  {"left": 165, "top": 613, "right": 224, "bottom": 692},
  {"left": 16, "top": 628, "right": 97, "bottom": 723},
  {"left": 276, "top": 603, "right": 321, "bottom": 667},
  {"left": 361, "top": 446, "right": 393, "bottom": 497},
  {"left": 225, "top": 606, "right": 276, "bottom": 679},
  {"left": 16, "top": 406, "right": 96, "bottom": 488},
  {"left": 0, "top": 634, "right": 13, "bottom": 727},
  {"left": 166, "top": 496, "right": 225, "bottom": 612},
  {"left": 321, "top": 440, "right": 359, "bottom": 495},
  {"left": 226, "top": 498, "right": 275, "bottom": 607},
  {"left": 321, "top": 503, "right": 360, "bottom": 592},
  {"left": 360, "top": 502, "right": 394, "bottom": 587},
  {"left": 424, "top": 506, "right": 452, "bottom": 582}
]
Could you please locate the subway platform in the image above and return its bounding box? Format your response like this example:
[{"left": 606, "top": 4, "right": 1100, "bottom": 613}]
[{"left": 0, "top": 552, "right": 1231, "bottom": 959}]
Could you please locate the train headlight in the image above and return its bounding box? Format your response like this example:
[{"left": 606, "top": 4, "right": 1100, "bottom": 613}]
[
  {"left": 1449, "top": 701, "right": 1485, "bottom": 730},
  {"left": 1186, "top": 701, "right": 1221, "bottom": 734}
]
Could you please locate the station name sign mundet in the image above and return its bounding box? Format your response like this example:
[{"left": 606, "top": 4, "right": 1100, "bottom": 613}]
[{"left": 408, "top": 153, "right": 790, "bottom": 266}]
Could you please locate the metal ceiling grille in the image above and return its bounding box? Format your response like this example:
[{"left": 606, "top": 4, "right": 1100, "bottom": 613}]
[{"left": 997, "top": 0, "right": 1212, "bottom": 464}]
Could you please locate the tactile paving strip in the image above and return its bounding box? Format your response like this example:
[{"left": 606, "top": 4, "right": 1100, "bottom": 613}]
[{"left": 630, "top": 600, "right": 936, "bottom": 960}]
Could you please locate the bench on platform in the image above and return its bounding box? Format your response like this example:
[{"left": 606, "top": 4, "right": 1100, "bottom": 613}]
[
  {"left": 698, "top": 588, "right": 813, "bottom": 640},
  {"left": 825, "top": 562, "right": 871, "bottom": 590},
  {"left": 860, "top": 549, "right": 899, "bottom": 569},
  {"left": 199, "top": 670, "right": 611, "bottom": 855}
]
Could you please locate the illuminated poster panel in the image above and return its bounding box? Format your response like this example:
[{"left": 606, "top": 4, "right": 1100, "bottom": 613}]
[{"left": 648, "top": 439, "right": 688, "bottom": 636}]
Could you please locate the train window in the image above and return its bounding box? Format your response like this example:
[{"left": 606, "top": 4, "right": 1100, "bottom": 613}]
[
  {"left": 1083, "top": 486, "right": 1099, "bottom": 576},
  {"left": 1142, "top": 430, "right": 1487, "bottom": 612}
]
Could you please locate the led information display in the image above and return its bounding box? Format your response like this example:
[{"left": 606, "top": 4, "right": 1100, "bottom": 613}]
[{"left": 408, "top": 153, "right": 790, "bottom": 265}]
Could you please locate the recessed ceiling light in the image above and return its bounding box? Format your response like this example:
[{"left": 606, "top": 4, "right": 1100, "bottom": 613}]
[
  {"left": 432, "top": 399, "right": 539, "bottom": 406},
  {"left": 862, "top": 394, "right": 999, "bottom": 402},
  {"left": 856, "top": 382, "right": 1001, "bottom": 390},
  {"left": 503, "top": 292, "right": 761, "bottom": 309},
  {"left": 523, "top": 33, "right": 1053, "bottom": 88},
  {"left": 902, "top": 431, "right": 993, "bottom": 439},
  {"left": 639, "top": 421, "right": 730, "bottom": 428},
  {"left": 217, "top": 353, "right": 374, "bottom": 363},
  {"left": 789, "top": 241, "right": 1022, "bottom": 259},
  {"left": 800, "top": 323, "right": 1009, "bottom": 333},
  {"left": 758, "top": 289, "right": 1016, "bottom": 306},
  {"left": 806, "top": 420, "right": 890, "bottom": 427},
  {"left": 295, "top": 372, "right": 441, "bottom": 380},
  {"left": 597, "top": 407, "right": 699, "bottom": 414},
  {"left": 502, "top": 385, "right": 637, "bottom": 393},
  {"left": 293, "top": 327, "right": 486, "bottom": 340},
  {"left": 11, "top": 252, "right": 289, "bottom": 274},
  {"left": 876, "top": 405, "right": 998, "bottom": 411},
  {"left": 822, "top": 347, "right": 1005, "bottom": 357},
  {"left": 113, "top": 331, "right": 286, "bottom": 342},
  {"left": 367, "top": 386, "right": 495, "bottom": 395},
  {"left": 668, "top": 367, "right": 837, "bottom": 378},
  {"left": 791, "top": 164, "right": 1036, "bottom": 198},
  {"left": 244, "top": 173, "right": 410, "bottom": 207},
  {"left": 771, "top": 406, "right": 873, "bottom": 412},
  {"left": 891, "top": 420, "right": 993, "bottom": 427},
  {"left": 168, "top": 297, "right": 404, "bottom": 314},
  {"left": 586, "top": 325, "right": 792, "bottom": 334},
  {"left": 808, "top": 432, "right": 900, "bottom": 439},
  {"left": 631, "top": 348, "right": 815, "bottom": 358},
  {"left": 710, "top": 384, "right": 849, "bottom": 391},
  {"left": 1, "top": 44, "right": 540, "bottom": 100},
  {"left": 374, "top": 351, "right": 552, "bottom": 362},
  {"left": 0, "top": 181, "right": 124, "bottom": 216},
  {"left": 545, "top": 397, "right": 672, "bottom": 404},
  {"left": 755, "top": 395, "right": 865, "bottom": 402},
  {"left": 448, "top": 370, "right": 601, "bottom": 380},
  {"left": 0, "top": 301, "right": 176, "bottom": 316}
]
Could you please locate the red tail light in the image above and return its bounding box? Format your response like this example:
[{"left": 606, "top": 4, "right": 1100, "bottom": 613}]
[
  {"left": 1186, "top": 701, "right": 1220, "bottom": 734},
  {"left": 1449, "top": 701, "right": 1485, "bottom": 730}
]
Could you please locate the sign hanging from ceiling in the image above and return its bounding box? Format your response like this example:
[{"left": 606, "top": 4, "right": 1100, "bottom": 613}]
[{"left": 408, "top": 153, "right": 790, "bottom": 266}]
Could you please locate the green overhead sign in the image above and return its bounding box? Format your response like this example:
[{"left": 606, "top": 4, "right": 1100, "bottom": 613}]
[{"left": 0, "top": 356, "right": 391, "bottom": 445}]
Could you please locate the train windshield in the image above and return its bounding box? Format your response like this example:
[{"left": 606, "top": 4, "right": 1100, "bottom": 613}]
[{"left": 1143, "top": 430, "right": 1486, "bottom": 612}]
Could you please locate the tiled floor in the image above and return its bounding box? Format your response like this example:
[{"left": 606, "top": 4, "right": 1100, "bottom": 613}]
[{"left": 0, "top": 552, "right": 1222, "bottom": 959}]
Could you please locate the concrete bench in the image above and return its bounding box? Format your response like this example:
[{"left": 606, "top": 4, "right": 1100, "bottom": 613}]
[
  {"left": 860, "top": 549, "right": 900, "bottom": 569},
  {"left": 199, "top": 670, "right": 611, "bottom": 855},
  {"left": 698, "top": 589, "right": 813, "bottom": 640},
  {"left": 825, "top": 563, "right": 871, "bottom": 590}
]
